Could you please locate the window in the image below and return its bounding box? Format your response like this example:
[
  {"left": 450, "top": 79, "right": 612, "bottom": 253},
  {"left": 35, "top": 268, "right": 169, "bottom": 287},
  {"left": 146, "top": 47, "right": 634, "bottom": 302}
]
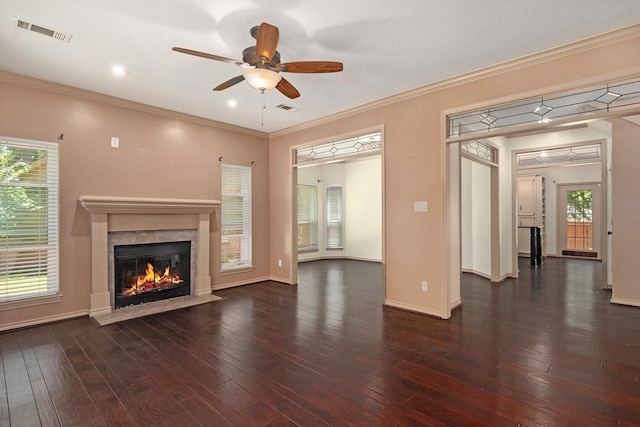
[
  {"left": 1, "top": 138, "right": 59, "bottom": 303},
  {"left": 297, "top": 184, "right": 317, "bottom": 250},
  {"left": 326, "top": 186, "right": 343, "bottom": 248},
  {"left": 221, "top": 164, "right": 252, "bottom": 270}
]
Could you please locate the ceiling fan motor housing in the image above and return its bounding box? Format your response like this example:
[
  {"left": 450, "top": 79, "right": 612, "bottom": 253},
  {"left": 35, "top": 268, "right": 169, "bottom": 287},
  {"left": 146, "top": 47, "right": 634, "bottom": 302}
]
[{"left": 242, "top": 46, "right": 281, "bottom": 68}]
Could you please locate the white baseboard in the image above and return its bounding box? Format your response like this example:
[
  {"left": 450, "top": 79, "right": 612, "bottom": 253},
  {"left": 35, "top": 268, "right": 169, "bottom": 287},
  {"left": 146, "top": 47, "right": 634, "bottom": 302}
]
[
  {"left": 461, "top": 268, "right": 491, "bottom": 280},
  {"left": 1, "top": 309, "right": 89, "bottom": 332},
  {"left": 610, "top": 296, "right": 640, "bottom": 308},
  {"left": 451, "top": 298, "right": 462, "bottom": 310},
  {"left": 212, "top": 275, "right": 272, "bottom": 291},
  {"left": 298, "top": 256, "right": 382, "bottom": 263},
  {"left": 267, "top": 276, "right": 296, "bottom": 285},
  {"left": 384, "top": 299, "right": 445, "bottom": 318}
]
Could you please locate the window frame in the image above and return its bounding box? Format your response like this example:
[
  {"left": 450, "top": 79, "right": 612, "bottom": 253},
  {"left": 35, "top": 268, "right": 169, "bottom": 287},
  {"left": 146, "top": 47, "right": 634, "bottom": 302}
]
[
  {"left": 1, "top": 137, "right": 60, "bottom": 306},
  {"left": 220, "top": 164, "right": 252, "bottom": 271}
]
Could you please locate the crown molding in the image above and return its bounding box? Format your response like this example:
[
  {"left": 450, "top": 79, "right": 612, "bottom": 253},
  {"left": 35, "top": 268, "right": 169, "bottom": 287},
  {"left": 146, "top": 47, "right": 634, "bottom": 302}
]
[
  {"left": 269, "top": 23, "right": 640, "bottom": 139},
  {"left": 0, "top": 70, "right": 268, "bottom": 139}
]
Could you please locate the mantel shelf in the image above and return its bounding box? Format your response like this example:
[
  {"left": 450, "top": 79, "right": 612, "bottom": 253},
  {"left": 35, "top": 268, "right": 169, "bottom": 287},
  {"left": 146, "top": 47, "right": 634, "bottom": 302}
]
[{"left": 79, "top": 195, "right": 220, "bottom": 214}]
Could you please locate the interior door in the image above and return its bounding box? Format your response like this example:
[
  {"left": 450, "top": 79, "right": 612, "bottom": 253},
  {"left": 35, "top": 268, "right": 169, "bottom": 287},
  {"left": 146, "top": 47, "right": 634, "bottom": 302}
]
[{"left": 557, "top": 183, "right": 602, "bottom": 259}]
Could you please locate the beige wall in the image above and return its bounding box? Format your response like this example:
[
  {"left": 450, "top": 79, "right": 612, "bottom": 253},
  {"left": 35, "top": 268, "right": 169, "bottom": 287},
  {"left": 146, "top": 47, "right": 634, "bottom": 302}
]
[
  {"left": 0, "top": 74, "right": 270, "bottom": 329},
  {"left": 269, "top": 27, "right": 640, "bottom": 317},
  {"left": 611, "top": 117, "right": 640, "bottom": 305}
]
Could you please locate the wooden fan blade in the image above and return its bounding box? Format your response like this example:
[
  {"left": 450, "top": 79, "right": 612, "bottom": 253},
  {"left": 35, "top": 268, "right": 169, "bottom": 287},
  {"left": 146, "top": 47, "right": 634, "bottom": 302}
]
[
  {"left": 213, "top": 75, "right": 245, "bottom": 91},
  {"left": 256, "top": 22, "right": 279, "bottom": 63},
  {"left": 278, "top": 61, "right": 343, "bottom": 73},
  {"left": 172, "top": 47, "right": 245, "bottom": 66},
  {"left": 276, "top": 77, "right": 300, "bottom": 99}
]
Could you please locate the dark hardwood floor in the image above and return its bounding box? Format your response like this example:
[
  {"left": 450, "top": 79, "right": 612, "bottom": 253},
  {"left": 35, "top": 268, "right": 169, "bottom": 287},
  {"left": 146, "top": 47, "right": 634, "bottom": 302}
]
[{"left": 2, "top": 257, "right": 640, "bottom": 426}]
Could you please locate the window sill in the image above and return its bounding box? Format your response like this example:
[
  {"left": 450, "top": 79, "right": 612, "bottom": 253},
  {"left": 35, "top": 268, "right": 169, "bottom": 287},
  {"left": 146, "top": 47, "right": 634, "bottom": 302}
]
[
  {"left": 326, "top": 247, "right": 344, "bottom": 251},
  {"left": 0, "top": 293, "right": 63, "bottom": 312},
  {"left": 220, "top": 266, "right": 254, "bottom": 276},
  {"left": 298, "top": 248, "right": 319, "bottom": 254}
]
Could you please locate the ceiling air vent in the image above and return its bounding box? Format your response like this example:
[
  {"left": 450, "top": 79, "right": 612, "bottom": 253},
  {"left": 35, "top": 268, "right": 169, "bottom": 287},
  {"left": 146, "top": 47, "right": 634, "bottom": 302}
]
[
  {"left": 274, "top": 104, "right": 299, "bottom": 112},
  {"left": 12, "top": 17, "right": 73, "bottom": 43}
]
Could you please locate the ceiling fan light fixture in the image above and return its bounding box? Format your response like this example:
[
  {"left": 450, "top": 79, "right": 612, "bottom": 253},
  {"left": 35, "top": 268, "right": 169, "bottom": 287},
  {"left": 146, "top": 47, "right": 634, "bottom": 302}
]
[{"left": 243, "top": 68, "right": 281, "bottom": 92}]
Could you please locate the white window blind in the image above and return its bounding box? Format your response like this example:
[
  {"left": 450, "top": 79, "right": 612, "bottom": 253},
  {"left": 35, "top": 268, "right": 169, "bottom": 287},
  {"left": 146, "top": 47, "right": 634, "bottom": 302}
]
[
  {"left": 326, "top": 186, "right": 343, "bottom": 248},
  {"left": 297, "top": 184, "right": 317, "bottom": 250},
  {"left": 221, "top": 164, "right": 252, "bottom": 270},
  {"left": 1, "top": 138, "right": 59, "bottom": 303}
]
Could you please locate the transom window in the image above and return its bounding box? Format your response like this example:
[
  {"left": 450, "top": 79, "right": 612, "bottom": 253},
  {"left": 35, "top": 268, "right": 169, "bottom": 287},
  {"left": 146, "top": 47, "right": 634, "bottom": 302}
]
[
  {"left": 294, "top": 132, "right": 382, "bottom": 166},
  {"left": 448, "top": 76, "right": 640, "bottom": 138}
]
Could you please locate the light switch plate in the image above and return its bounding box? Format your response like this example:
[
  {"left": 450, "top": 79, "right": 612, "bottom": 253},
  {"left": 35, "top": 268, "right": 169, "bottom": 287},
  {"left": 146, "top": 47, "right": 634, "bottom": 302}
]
[{"left": 414, "top": 201, "right": 428, "bottom": 212}]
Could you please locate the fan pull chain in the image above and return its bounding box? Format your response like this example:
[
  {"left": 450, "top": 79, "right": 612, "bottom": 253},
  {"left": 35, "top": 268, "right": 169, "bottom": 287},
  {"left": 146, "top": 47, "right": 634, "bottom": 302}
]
[{"left": 261, "top": 90, "right": 265, "bottom": 126}]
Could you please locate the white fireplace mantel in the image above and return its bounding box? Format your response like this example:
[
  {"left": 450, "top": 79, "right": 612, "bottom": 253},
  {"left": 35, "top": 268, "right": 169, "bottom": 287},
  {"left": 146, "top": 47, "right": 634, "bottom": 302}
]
[{"left": 79, "top": 195, "right": 220, "bottom": 317}]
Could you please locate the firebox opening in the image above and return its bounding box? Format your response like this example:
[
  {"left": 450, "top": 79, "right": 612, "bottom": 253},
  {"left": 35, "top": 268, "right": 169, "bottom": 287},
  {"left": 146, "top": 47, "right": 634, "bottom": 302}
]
[{"left": 114, "top": 240, "right": 191, "bottom": 309}]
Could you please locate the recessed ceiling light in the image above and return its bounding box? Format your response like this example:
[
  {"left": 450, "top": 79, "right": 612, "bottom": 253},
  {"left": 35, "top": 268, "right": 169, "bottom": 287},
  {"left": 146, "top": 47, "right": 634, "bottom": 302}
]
[
  {"left": 111, "top": 66, "right": 127, "bottom": 76},
  {"left": 227, "top": 99, "right": 238, "bottom": 108}
]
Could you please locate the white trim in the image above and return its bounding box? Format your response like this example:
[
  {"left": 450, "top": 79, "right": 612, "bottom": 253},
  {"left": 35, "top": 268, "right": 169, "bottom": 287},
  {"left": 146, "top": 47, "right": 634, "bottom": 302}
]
[
  {"left": 212, "top": 275, "right": 271, "bottom": 290},
  {"left": 267, "top": 276, "right": 295, "bottom": 285},
  {"left": 220, "top": 266, "right": 254, "bottom": 275},
  {"left": 461, "top": 269, "right": 492, "bottom": 281},
  {"left": 0, "top": 293, "right": 63, "bottom": 312},
  {"left": 384, "top": 299, "right": 445, "bottom": 319},
  {"left": 0, "top": 309, "right": 88, "bottom": 332},
  {"left": 298, "top": 256, "right": 382, "bottom": 263},
  {"left": 610, "top": 297, "right": 640, "bottom": 308}
]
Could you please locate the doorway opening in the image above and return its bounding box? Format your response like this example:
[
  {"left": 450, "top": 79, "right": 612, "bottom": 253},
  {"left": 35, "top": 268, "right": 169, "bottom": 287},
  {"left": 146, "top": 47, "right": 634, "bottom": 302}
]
[{"left": 291, "top": 128, "right": 385, "bottom": 302}]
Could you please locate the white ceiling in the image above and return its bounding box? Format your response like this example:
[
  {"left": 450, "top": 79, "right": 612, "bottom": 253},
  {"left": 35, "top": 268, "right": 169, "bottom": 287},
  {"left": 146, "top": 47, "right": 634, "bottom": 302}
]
[{"left": 1, "top": 1, "right": 639, "bottom": 134}]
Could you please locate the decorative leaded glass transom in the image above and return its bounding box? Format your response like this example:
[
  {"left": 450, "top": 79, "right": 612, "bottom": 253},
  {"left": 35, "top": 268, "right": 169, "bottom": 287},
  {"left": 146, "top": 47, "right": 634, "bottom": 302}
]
[
  {"left": 461, "top": 139, "right": 497, "bottom": 163},
  {"left": 516, "top": 144, "right": 601, "bottom": 168},
  {"left": 448, "top": 77, "right": 640, "bottom": 138},
  {"left": 295, "top": 132, "right": 382, "bottom": 165}
]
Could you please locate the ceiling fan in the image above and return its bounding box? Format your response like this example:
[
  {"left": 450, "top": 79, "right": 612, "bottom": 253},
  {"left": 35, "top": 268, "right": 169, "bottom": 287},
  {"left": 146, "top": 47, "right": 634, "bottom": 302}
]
[{"left": 172, "top": 22, "right": 343, "bottom": 99}]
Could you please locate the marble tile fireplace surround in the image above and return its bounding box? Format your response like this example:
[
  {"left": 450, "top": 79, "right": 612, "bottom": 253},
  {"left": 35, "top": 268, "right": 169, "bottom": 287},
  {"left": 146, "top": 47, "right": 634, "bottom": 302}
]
[{"left": 79, "top": 196, "right": 220, "bottom": 324}]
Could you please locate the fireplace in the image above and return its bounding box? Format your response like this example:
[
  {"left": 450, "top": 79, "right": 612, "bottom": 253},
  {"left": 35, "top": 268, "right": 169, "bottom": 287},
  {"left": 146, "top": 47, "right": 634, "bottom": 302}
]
[
  {"left": 79, "top": 195, "right": 220, "bottom": 320},
  {"left": 114, "top": 241, "right": 191, "bottom": 308}
]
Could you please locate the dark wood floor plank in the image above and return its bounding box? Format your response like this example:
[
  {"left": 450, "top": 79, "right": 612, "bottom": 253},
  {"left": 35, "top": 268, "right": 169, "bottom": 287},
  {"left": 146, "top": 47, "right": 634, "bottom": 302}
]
[
  {"left": 0, "top": 352, "right": 10, "bottom": 426},
  {"left": 2, "top": 348, "right": 41, "bottom": 426},
  {"left": 35, "top": 349, "right": 104, "bottom": 426},
  {"left": 29, "top": 378, "right": 61, "bottom": 427}
]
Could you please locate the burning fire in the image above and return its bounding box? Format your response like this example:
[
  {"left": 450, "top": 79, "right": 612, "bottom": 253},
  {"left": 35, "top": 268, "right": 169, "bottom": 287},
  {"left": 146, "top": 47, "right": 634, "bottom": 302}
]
[{"left": 122, "top": 263, "right": 184, "bottom": 296}]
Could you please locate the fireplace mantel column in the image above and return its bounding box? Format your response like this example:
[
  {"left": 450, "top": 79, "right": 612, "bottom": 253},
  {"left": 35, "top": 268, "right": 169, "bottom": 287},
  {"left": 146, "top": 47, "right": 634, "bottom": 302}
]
[
  {"left": 195, "top": 213, "right": 211, "bottom": 296},
  {"left": 89, "top": 212, "right": 112, "bottom": 317}
]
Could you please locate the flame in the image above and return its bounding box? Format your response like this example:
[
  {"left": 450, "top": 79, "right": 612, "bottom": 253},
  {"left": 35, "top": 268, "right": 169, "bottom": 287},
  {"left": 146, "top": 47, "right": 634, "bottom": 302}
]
[{"left": 122, "top": 263, "right": 184, "bottom": 296}]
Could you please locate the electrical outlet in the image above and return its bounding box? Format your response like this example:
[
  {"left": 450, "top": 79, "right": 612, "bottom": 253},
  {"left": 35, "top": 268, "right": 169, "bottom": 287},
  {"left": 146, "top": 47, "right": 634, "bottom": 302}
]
[
  {"left": 421, "top": 281, "right": 428, "bottom": 291},
  {"left": 111, "top": 137, "right": 119, "bottom": 148},
  {"left": 278, "top": 259, "right": 282, "bottom": 267}
]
